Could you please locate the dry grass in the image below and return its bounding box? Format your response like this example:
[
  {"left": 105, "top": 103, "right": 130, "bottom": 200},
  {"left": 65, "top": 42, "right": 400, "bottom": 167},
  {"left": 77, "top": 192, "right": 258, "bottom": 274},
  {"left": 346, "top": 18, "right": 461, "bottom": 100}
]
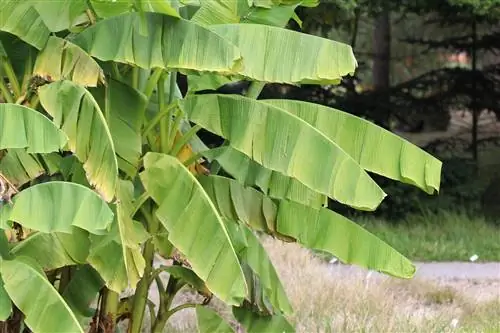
[{"left": 147, "top": 237, "right": 500, "bottom": 333}]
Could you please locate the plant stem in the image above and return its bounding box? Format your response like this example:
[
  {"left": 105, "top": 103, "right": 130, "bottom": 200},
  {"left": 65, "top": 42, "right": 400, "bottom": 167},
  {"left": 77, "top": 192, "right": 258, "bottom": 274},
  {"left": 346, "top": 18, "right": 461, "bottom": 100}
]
[
  {"left": 182, "top": 152, "right": 204, "bottom": 168},
  {"left": 111, "top": 63, "right": 123, "bottom": 82},
  {"left": 167, "top": 303, "right": 197, "bottom": 317},
  {"left": 158, "top": 74, "right": 168, "bottom": 153},
  {"left": 85, "top": 0, "right": 98, "bottom": 23},
  {"left": 20, "top": 51, "right": 33, "bottom": 94},
  {"left": 132, "top": 67, "right": 139, "bottom": 90},
  {"left": 245, "top": 81, "right": 265, "bottom": 99},
  {"left": 129, "top": 239, "right": 155, "bottom": 333},
  {"left": 165, "top": 71, "right": 178, "bottom": 152},
  {"left": 129, "top": 206, "right": 159, "bottom": 333},
  {"left": 103, "top": 289, "right": 119, "bottom": 327},
  {"left": 151, "top": 275, "right": 180, "bottom": 333},
  {"left": 58, "top": 266, "right": 72, "bottom": 293},
  {"left": 169, "top": 124, "right": 202, "bottom": 157},
  {"left": 144, "top": 68, "right": 163, "bottom": 100},
  {"left": 167, "top": 108, "right": 183, "bottom": 152},
  {"left": 131, "top": 192, "right": 150, "bottom": 217},
  {"left": 142, "top": 104, "right": 177, "bottom": 140},
  {"left": 0, "top": 78, "right": 14, "bottom": 103},
  {"left": 2, "top": 59, "right": 21, "bottom": 99}
]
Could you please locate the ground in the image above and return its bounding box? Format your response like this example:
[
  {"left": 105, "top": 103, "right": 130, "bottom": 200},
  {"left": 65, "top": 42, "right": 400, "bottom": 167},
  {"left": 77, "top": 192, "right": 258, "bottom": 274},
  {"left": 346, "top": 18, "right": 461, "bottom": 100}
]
[{"left": 138, "top": 237, "right": 500, "bottom": 333}]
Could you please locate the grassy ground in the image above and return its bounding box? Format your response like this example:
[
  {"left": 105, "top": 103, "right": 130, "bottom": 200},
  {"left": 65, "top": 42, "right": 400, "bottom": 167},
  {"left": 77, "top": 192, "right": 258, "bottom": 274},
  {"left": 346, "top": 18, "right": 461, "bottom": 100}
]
[
  {"left": 356, "top": 210, "right": 500, "bottom": 262},
  {"left": 157, "top": 238, "right": 499, "bottom": 333}
]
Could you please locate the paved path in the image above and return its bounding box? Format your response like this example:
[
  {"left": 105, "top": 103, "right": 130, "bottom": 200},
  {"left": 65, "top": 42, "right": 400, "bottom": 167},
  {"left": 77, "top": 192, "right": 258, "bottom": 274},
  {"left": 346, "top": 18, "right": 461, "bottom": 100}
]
[
  {"left": 414, "top": 262, "right": 500, "bottom": 280},
  {"left": 328, "top": 261, "right": 500, "bottom": 280}
]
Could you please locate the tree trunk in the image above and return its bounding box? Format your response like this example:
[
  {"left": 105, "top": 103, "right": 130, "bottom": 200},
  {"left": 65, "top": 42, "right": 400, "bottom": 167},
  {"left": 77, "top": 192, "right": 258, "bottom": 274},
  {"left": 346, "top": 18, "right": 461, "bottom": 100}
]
[{"left": 372, "top": 6, "right": 391, "bottom": 128}]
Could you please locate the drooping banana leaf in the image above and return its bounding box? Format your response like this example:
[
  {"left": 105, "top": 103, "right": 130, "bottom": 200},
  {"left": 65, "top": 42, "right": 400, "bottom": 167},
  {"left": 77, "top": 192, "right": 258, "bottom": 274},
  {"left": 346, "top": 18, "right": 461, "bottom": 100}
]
[
  {"left": 221, "top": 220, "right": 293, "bottom": 315},
  {"left": 39, "top": 80, "right": 118, "bottom": 201},
  {"left": 140, "top": 152, "right": 247, "bottom": 305},
  {"left": 0, "top": 2, "right": 50, "bottom": 49},
  {"left": 179, "top": 94, "right": 385, "bottom": 211},
  {"left": 0, "top": 103, "right": 67, "bottom": 153},
  {"left": 203, "top": 146, "right": 326, "bottom": 208},
  {"left": 62, "top": 265, "right": 104, "bottom": 324},
  {"left": 276, "top": 200, "right": 416, "bottom": 277},
  {"left": 33, "top": 36, "right": 105, "bottom": 87},
  {"left": 90, "top": 0, "right": 180, "bottom": 18},
  {"left": 73, "top": 12, "right": 242, "bottom": 75},
  {"left": 261, "top": 99, "right": 442, "bottom": 194},
  {"left": 0, "top": 182, "right": 114, "bottom": 235},
  {"left": 114, "top": 180, "right": 147, "bottom": 289},
  {"left": 0, "top": 150, "right": 62, "bottom": 187},
  {"left": 0, "top": 257, "right": 84, "bottom": 333},
  {"left": 200, "top": 175, "right": 415, "bottom": 278},
  {"left": 209, "top": 24, "right": 357, "bottom": 84},
  {"left": 10, "top": 228, "right": 91, "bottom": 271},
  {"left": 232, "top": 306, "right": 294, "bottom": 333},
  {"left": 90, "top": 78, "right": 147, "bottom": 177},
  {"left": 196, "top": 305, "right": 234, "bottom": 333}
]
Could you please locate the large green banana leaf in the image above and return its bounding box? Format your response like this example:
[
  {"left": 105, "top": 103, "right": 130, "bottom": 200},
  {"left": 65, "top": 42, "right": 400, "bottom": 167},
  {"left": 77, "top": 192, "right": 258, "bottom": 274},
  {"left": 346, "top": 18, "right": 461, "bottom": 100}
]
[
  {"left": 180, "top": 94, "right": 385, "bottom": 211},
  {"left": 39, "top": 80, "right": 118, "bottom": 201},
  {"left": 196, "top": 305, "right": 234, "bottom": 333},
  {"left": 221, "top": 220, "right": 293, "bottom": 315},
  {"left": 200, "top": 175, "right": 415, "bottom": 278},
  {"left": 0, "top": 2, "right": 50, "bottom": 49},
  {"left": 262, "top": 99, "right": 442, "bottom": 194},
  {"left": 87, "top": 233, "right": 131, "bottom": 293},
  {"left": 115, "top": 180, "right": 147, "bottom": 289},
  {"left": 0, "top": 182, "right": 114, "bottom": 235},
  {"left": 192, "top": 0, "right": 300, "bottom": 27},
  {"left": 191, "top": 0, "right": 244, "bottom": 25},
  {"left": 0, "top": 150, "right": 62, "bottom": 187},
  {"left": 62, "top": 265, "right": 104, "bottom": 324},
  {"left": 232, "top": 306, "right": 294, "bottom": 333},
  {"left": 90, "top": 78, "right": 147, "bottom": 177},
  {"left": 85, "top": 181, "right": 148, "bottom": 292},
  {"left": 90, "top": 0, "right": 180, "bottom": 18},
  {"left": 203, "top": 147, "right": 326, "bottom": 208},
  {"left": 32, "top": 0, "right": 88, "bottom": 32},
  {"left": 140, "top": 152, "right": 247, "bottom": 305},
  {"left": 34, "top": 36, "right": 105, "bottom": 87},
  {"left": 0, "top": 277, "right": 11, "bottom": 321},
  {"left": 0, "top": 103, "right": 67, "bottom": 153},
  {"left": 0, "top": 257, "right": 84, "bottom": 333},
  {"left": 209, "top": 24, "right": 357, "bottom": 84},
  {"left": 10, "top": 228, "right": 91, "bottom": 270},
  {"left": 73, "top": 12, "right": 242, "bottom": 74},
  {"left": 187, "top": 0, "right": 301, "bottom": 91}
]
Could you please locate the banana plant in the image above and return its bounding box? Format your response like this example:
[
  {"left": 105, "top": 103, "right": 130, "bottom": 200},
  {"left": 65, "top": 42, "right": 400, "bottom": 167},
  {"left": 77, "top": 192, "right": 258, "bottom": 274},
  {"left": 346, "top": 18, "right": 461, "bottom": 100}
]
[{"left": 0, "top": 0, "right": 442, "bottom": 332}]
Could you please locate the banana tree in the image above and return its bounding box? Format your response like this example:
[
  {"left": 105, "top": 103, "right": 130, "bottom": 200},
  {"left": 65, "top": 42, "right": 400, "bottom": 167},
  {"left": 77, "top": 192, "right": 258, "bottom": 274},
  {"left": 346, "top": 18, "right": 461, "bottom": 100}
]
[{"left": 0, "top": 0, "right": 442, "bottom": 332}]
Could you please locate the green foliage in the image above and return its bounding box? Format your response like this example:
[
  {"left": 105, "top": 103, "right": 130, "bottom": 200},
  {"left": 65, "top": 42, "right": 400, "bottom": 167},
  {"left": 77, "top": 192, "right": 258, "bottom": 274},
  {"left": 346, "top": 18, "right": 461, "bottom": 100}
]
[
  {"left": 359, "top": 210, "right": 500, "bottom": 262},
  {"left": 0, "top": 1, "right": 442, "bottom": 333}
]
